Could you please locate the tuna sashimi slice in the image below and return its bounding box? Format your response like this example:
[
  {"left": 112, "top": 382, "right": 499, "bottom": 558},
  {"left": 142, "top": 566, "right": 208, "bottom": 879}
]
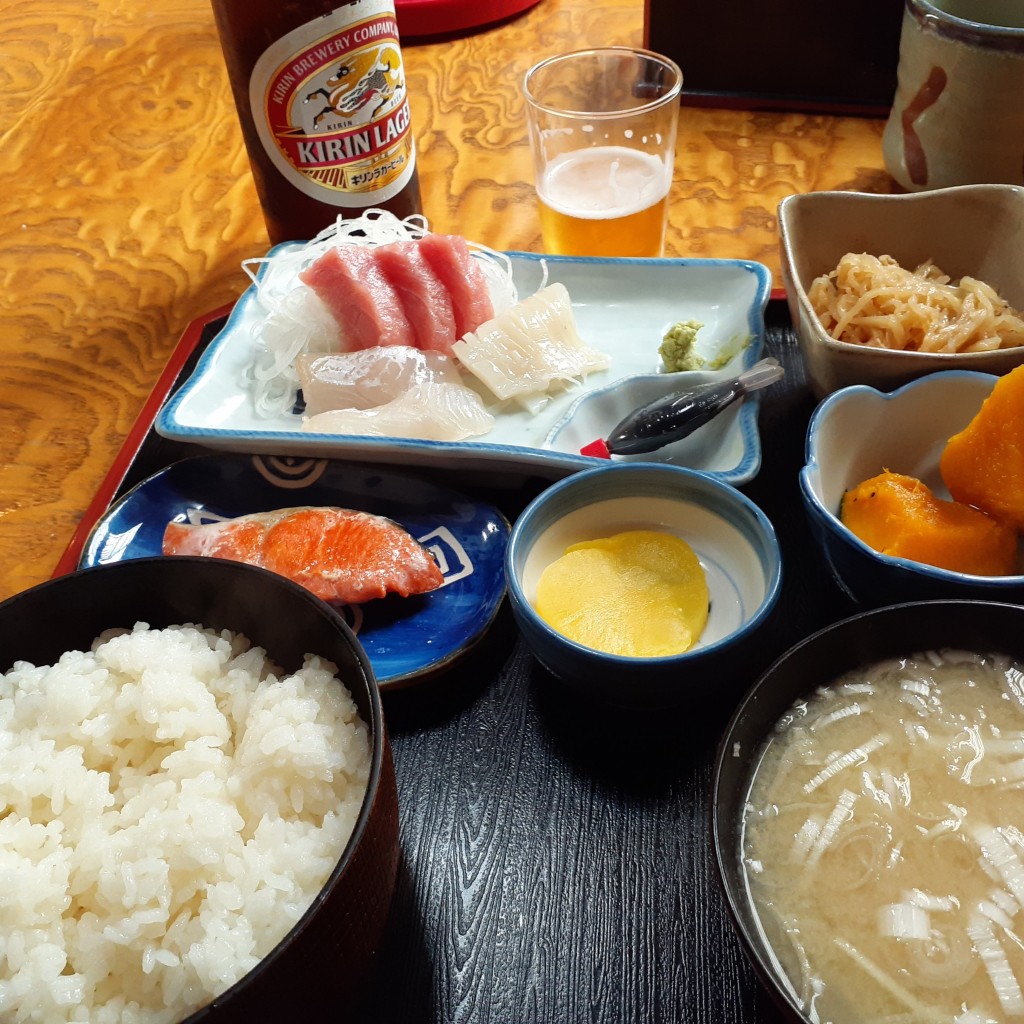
[
  {"left": 417, "top": 234, "right": 495, "bottom": 337},
  {"left": 163, "top": 506, "right": 444, "bottom": 605},
  {"left": 299, "top": 246, "right": 414, "bottom": 351},
  {"left": 373, "top": 241, "right": 458, "bottom": 354}
]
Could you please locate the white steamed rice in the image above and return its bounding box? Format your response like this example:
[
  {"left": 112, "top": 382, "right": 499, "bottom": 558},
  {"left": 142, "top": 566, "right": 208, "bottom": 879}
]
[{"left": 0, "top": 622, "right": 371, "bottom": 1024}]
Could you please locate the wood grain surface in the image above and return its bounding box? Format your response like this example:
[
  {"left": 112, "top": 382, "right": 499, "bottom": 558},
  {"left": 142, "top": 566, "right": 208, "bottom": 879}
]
[{"left": 0, "top": 0, "right": 893, "bottom": 604}]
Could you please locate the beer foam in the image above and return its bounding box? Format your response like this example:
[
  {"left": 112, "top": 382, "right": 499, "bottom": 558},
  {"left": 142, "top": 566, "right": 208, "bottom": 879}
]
[{"left": 538, "top": 146, "right": 669, "bottom": 221}]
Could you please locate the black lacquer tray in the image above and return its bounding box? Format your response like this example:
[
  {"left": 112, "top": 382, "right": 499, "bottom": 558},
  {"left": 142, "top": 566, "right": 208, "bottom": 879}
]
[{"left": 56, "top": 299, "right": 851, "bottom": 1023}]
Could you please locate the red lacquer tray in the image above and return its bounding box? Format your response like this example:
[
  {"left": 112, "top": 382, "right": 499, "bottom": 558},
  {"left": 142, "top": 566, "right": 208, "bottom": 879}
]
[{"left": 53, "top": 303, "right": 235, "bottom": 578}]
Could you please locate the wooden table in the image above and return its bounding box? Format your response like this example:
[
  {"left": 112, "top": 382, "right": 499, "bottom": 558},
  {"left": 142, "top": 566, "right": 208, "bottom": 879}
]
[
  {"left": 0, "top": 1, "right": 894, "bottom": 1020},
  {"left": 0, "top": 0, "right": 892, "bottom": 604}
]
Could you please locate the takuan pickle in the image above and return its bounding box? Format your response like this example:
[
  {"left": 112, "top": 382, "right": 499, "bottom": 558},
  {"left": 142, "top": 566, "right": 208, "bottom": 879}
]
[{"left": 534, "top": 530, "right": 709, "bottom": 657}]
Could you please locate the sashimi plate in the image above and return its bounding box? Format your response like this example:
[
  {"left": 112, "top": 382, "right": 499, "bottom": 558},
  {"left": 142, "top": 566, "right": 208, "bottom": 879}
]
[
  {"left": 78, "top": 454, "right": 509, "bottom": 689},
  {"left": 156, "top": 251, "right": 772, "bottom": 482}
]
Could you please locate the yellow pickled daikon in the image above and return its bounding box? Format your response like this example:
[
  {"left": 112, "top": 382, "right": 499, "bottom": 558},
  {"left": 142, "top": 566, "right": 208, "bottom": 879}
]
[{"left": 534, "top": 530, "right": 709, "bottom": 657}]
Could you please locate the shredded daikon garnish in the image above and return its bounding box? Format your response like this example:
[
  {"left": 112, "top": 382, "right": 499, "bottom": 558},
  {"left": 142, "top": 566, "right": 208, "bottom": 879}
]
[
  {"left": 792, "top": 815, "right": 823, "bottom": 863},
  {"left": 243, "top": 286, "right": 341, "bottom": 416},
  {"left": 968, "top": 912, "right": 1024, "bottom": 1017},
  {"left": 806, "top": 790, "right": 859, "bottom": 867},
  {"left": 879, "top": 901, "right": 931, "bottom": 940},
  {"left": 975, "top": 826, "right": 1024, "bottom": 904},
  {"left": 803, "top": 735, "right": 888, "bottom": 794},
  {"left": 906, "top": 889, "right": 960, "bottom": 913},
  {"left": 955, "top": 725, "right": 987, "bottom": 785},
  {"left": 809, "top": 703, "right": 862, "bottom": 732}
]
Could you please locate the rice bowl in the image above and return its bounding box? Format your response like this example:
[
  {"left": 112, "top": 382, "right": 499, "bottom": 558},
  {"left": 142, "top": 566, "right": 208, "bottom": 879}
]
[
  {"left": 0, "top": 557, "right": 399, "bottom": 1023},
  {"left": 0, "top": 622, "right": 369, "bottom": 1022}
]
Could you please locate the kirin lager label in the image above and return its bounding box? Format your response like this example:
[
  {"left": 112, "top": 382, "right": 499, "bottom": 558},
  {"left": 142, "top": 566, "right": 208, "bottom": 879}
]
[{"left": 249, "top": 0, "right": 416, "bottom": 207}]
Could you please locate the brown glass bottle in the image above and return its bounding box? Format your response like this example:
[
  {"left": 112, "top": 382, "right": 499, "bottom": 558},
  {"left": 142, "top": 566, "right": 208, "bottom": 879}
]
[{"left": 211, "top": 0, "right": 422, "bottom": 244}]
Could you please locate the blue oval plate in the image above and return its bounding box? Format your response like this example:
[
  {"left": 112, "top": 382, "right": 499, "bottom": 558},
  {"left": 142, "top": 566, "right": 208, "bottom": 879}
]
[{"left": 78, "top": 454, "right": 510, "bottom": 689}]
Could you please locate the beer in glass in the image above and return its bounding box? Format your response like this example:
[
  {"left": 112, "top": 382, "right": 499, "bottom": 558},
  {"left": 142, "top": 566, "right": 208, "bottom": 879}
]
[{"left": 523, "top": 48, "right": 682, "bottom": 258}]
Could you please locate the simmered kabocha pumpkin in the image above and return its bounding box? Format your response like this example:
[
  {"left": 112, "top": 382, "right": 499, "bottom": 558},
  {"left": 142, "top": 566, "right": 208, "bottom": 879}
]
[
  {"left": 840, "top": 470, "right": 1018, "bottom": 576},
  {"left": 941, "top": 364, "right": 1024, "bottom": 531}
]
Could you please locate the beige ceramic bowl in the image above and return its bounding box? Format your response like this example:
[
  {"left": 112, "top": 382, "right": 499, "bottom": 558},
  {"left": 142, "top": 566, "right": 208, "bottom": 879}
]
[{"left": 778, "top": 183, "right": 1024, "bottom": 397}]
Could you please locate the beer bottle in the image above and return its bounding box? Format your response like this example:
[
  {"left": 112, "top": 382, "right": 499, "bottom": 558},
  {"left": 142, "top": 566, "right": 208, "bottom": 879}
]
[{"left": 211, "top": 0, "right": 422, "bottom": 244}]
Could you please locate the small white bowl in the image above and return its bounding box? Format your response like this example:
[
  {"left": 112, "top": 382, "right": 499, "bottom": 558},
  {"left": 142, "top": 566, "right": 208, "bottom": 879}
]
[
  {"left": 505, "top": 463, "right": 782, "bottom": 709},
  {"left": 799, "top": 371, "right": 1024, "bottom": 605},
  {"left": 779, "top": 184, "right": 1024, "bottom": 397}
]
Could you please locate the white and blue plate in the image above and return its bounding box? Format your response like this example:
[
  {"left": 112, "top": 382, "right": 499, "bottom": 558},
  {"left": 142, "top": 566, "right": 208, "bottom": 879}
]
[
  {"left": 78, "top": 454, "right": 510, "bottom": 688},
  {"left": 156, "top": 252, "right": 772, "bottom": 484}
]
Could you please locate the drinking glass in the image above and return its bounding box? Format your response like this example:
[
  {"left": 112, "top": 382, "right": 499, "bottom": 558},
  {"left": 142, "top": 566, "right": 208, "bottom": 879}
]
[{"left": 522, "top": 47, "right": 683, "bottom": 258}]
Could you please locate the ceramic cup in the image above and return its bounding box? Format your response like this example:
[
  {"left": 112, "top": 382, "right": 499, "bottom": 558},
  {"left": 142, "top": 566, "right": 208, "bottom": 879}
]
[{"left": 882, "top": 0, "right": 1024, "bottom": 191}]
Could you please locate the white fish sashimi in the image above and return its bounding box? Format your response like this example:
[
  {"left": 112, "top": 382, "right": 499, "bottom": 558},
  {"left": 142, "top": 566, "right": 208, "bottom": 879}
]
[
  {"left": 300, "top": 380, "right": 495, "bottom": 441},
  {"left": 297, "top": 346, "right": 464, "bottom": 415},
  {"left": 451, "top": 282, "right": 610, "bottom": 407}
]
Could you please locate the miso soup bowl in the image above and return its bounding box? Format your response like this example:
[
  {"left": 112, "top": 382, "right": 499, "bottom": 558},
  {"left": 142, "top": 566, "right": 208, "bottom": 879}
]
[
  {"left": 0, "top": 557, "right": 398, "bottom": 1023},
  {"left": 505, "top": 463, "right": 783, "bottom": 710},
  {"left": 712, "top": 599, "right": 1024, "bottom": 1023}
]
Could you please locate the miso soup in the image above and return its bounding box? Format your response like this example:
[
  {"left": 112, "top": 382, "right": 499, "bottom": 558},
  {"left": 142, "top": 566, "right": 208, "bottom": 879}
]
[{"left": 742, "top": 648, "right": 1024, "bottom": 1023}]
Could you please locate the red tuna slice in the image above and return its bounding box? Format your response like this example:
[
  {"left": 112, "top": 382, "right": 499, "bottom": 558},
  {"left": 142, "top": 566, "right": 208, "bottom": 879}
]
[
  {"left": 299, "top": 246, "right": 414, "bottom": 351},
  {"left": 417, "top": 234, "right": 495, "bottom": 337},
  {"left": 163, "top": 506, "right": 445, "bottom": 605},
  {"left": 373, "top": 240, "right": 458, "bottom": 354}
]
